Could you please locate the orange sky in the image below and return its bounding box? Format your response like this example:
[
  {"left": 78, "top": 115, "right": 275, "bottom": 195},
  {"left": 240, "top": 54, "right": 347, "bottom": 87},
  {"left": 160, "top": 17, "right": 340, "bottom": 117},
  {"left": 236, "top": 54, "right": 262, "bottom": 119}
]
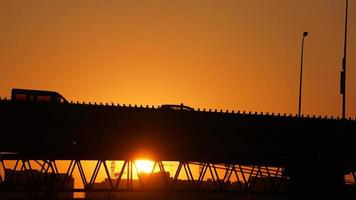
[{"left": 1, "top": 0, "right": 356, "bottom": 117}]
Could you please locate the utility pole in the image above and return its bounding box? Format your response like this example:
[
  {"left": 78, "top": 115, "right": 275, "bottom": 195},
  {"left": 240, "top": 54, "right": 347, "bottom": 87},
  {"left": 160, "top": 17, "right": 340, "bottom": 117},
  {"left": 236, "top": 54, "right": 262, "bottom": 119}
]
[{"left": 341, "top": 0, "right": 349, "bottom": 119}]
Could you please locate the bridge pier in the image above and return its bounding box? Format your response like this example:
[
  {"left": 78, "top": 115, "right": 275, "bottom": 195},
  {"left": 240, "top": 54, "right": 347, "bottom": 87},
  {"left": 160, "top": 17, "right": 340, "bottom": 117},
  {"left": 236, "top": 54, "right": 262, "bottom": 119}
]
[{"left": 287, "top": 164, "right": 345, "bottom": 200}]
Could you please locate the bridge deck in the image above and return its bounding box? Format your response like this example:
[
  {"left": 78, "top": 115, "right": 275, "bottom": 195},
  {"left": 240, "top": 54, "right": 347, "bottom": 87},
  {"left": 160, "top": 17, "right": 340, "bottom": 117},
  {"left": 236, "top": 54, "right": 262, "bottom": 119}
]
[{"left": 1, "top": 100, "right": 356, "bottom": 171}]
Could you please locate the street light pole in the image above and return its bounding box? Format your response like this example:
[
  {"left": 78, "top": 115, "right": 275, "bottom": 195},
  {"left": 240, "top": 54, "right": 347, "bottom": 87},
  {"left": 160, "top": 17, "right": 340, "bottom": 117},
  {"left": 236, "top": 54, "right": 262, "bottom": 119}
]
[
  {"left": 341, "top": 0, "right": 349, "bottom": 119},
  {"left": 298, "top": 32, "right": 308, "bottom": 117}
]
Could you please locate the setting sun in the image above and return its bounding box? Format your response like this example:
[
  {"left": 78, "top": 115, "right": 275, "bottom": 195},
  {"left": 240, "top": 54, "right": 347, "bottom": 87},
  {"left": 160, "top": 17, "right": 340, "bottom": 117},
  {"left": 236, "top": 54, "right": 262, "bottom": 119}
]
[{"left": 135, "top": 160, "right": 155, "bottom": 174}]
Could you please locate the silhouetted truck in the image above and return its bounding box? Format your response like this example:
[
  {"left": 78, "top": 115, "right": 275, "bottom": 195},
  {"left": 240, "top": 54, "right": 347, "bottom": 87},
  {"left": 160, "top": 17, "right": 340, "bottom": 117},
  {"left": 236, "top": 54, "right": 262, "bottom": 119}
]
[{"left": 11, "top": 88, "right": 68, "bottom": 103}]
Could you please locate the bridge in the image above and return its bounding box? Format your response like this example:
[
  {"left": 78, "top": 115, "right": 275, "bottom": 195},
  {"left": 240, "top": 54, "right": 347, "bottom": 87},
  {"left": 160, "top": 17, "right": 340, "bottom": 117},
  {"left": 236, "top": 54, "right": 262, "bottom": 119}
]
[{"left": 1, "top": 96, "right": 356, "bottom": 199}]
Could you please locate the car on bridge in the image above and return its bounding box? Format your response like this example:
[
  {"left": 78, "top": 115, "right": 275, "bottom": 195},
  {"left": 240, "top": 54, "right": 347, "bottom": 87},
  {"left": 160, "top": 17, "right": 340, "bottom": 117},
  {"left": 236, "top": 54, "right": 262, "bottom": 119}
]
[
  {"left": 160, "top": 103, "right": 194, "bottom": 111},
  {"left": 11, "top": 88, "right": 68, "bottom": 103}
]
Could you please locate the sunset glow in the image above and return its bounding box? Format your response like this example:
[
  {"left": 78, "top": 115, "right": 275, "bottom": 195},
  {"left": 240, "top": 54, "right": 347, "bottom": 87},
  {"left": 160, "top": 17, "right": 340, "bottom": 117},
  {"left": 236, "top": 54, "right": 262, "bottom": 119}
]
[
  {"left": 135, "top": 159, "right": 155, "bottom": 174},
  {"left": 1, "top": 1, "right": 356, "bottom": 199},
  {"left": 1, "top": 0, "right": 355, "bottom": 117}
]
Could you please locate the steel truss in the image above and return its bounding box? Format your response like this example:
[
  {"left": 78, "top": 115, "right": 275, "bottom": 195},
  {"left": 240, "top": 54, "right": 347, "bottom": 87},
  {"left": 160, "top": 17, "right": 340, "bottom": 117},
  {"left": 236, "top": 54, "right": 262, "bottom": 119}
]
[
  {"left": 0, "top": 159, "right": 292, "bottom": 197},
  {"left": 2, "top": 160, "right": 356, "bottom": 198}
]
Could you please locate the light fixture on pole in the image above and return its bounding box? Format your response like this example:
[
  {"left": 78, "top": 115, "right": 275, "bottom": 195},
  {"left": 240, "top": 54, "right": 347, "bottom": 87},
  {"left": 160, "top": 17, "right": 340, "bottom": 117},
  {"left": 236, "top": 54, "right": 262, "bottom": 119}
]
[{"left": 298, "top": 31, "right": 309, "bottom": 117}]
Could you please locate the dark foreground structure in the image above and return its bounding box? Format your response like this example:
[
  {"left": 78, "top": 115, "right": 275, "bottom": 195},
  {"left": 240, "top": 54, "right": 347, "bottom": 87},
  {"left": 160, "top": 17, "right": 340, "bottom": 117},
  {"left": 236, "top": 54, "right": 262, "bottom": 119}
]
[{"left": 1, "top": 89, "right": 356, "bottom": 199}]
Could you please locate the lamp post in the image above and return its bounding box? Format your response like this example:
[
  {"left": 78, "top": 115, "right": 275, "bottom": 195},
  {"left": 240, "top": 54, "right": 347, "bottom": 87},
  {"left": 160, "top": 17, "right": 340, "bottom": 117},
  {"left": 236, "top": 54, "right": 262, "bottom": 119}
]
[{"left": 298, "top": 31, "right": 309, "bottom": 117}]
